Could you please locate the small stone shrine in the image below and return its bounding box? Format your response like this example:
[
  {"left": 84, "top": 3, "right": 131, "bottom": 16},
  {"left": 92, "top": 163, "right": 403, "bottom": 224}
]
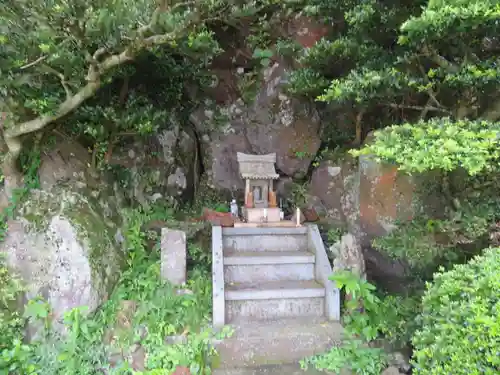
[{"left": 237, "top": 152, "right": 281, "bottom": 223}]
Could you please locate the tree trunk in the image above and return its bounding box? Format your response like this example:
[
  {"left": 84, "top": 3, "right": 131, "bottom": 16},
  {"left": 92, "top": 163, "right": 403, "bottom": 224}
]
[
  {"left": 0, "top": 55, "right": 127, "bottom": 198},
  {"left": 1, "top": 81, "right": 100, "bottom": 198},
  {"left": 353, "top": 109, "right": 365, "bottom": 146},
  {"left": 2, "top": 151, "right": 23, "bottom": 198}
]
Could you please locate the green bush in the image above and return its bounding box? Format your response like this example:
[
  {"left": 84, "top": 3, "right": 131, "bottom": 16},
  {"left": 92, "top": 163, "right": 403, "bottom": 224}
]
[
  {"left": 411, "top": 247, "right": 500, "bottom": 375},
  {"left": 0, "top": 255, "right": 24, "bottom": 349},
  {"left": 0, "top": 255, "right": 38, "bottom": 373}
]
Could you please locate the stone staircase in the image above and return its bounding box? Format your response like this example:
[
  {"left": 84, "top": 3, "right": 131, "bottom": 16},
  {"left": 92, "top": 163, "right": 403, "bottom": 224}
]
[{"left": 211, "top": 225, "right": 342, "bottom": 373}]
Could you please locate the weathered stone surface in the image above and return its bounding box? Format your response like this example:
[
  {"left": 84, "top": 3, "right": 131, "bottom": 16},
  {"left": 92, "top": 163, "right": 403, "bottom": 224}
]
[
  {"left": 109, "top": 117, "right": 197, "bottom": 206},
  {"left": 172, "top": 367, "right": 191, "bottom": 375},
  {"left": 275, "top": 177, "right": 294, "bottom": 201},
  {"left": 386, "top": 351, "right": 411, "bottom": 374},
  {"left": 214, "top": 317, "right": 343, "bottom": 368},
  {"left": 1, "top": 185, "right": 125, "bottom": 334},
  {"left": 38, "top": 139, "right": 96, "bottom": 190},
  {"left": 244, "top": 63, "right": 321, "bottom": 178},
  {"left": 308, "top": 141, "right": 419, "bottom": 246},
  {"left": 286, "top": 16, "right": 331, "bottom": 49},
  {"left": 330, "top": 233, "right": 366, "bottom": 277},
  {"left": 308, "top": 154, "right": 359, "bottom": 228},
  {"left": 190, "top": 63, "right": 322, "bottom": 191},
  {"left": 190, "top": 104, "right": 248, "bottom": 190},
  {"left": 359, "top": 153, "right": 414, "bottom": 245},
  {"left": 363, "top": 246, "right": 410, "bottom": 293},
  {"left": 213, "top": 364, "right": 335, "bottom": 375},
  {"left": 308, "top": 143, "right": 429, "bottom": 290},
  {"left": 161, "top": 228, "right": 187, "bottom": 285}
]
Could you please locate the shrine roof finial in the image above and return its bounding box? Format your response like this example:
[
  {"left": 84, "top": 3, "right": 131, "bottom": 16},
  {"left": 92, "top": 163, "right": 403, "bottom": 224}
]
[{"left": 236, "top": 152, "right": 279, "bottom": 180}]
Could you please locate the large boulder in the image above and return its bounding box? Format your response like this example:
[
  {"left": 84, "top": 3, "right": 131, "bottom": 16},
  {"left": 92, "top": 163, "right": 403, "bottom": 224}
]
[
  {"left": 1, "top": 184, "right": 125, "bottom": 332},
  {"left": 244, "top": 63, "right": 322, "bottom": 178},
  {"left": 330, "top": 233, "right": 366, "bottom": 277},
  {"left": 358, "top": 153, "right": 415, "bottom": 245},
  {"left": 190, "top": 62, "right": 322, "bottom": 192},
  {"left": 308, "top": 154, "right": 359, "bottom": 229},
  {"left": 308, "top": 145, "right": 416, "bottom": 245}
]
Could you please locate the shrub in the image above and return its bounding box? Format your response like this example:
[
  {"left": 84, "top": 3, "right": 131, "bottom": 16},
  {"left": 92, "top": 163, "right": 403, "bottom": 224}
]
[{"left": 411, "top": 247, "right": 500, "bottom": 375}]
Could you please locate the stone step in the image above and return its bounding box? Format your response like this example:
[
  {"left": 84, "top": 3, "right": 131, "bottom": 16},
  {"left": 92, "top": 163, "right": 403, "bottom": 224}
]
[
  {"left": 224, "top": 251, "right": 315, "bottom": 283},
  {"left": 226, "top": 296, "right": 325, "bottom": 321},
  {"left": 225, "top": 280, "right": 325, "bottom": 300},
  {"left": 213, "top": 317, "right": 343, "bottom": 369},
  {"left": 225, "top": 280, "right": 325, "bottom": 321},
  {"left": 224, "top": 251, "right": 315, "bottom": 265},
  {"left": 222, "top": 227, "right": 308, "bottom": 253}
]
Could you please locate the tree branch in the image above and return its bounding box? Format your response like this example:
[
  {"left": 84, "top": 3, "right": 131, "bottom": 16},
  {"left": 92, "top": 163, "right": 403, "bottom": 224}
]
[
  {"left": 423, "top": 46, "right": 459, "bottom": 73},
  {"left": 384, "top": 103, "right": 451, "bottom": 114},
  {"left": 416, "top": 59, "right": 446, "bottom": 109},
  {"left": 19, "top": 55, "right": 48, "bottom": 70},
  {"left": 5, "top": 47, "right": 135, "bottom": 142},
  {"left": 419, "top": 98, "right": 433, "bottom": 120},
  {"left": 1, "top": 2, "right": 233, "bottom": 195},
  {"left": 41, "top": 64, "right": 72, "bottom": 100},
  {"left": 354, "top": 108, "right": 365, "bottom": 146}
]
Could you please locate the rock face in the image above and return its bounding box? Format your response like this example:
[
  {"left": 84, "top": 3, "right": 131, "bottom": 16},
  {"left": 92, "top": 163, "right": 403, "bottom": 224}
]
[
  {"left": 359, "top": 154, "right": 414, "bottom": 245},
  {"left": 330, "top": 233, "right": 366, "bottom": 277},
  {"left": 309, "top": 155, "right": 359, "bottom": 230},
  {"left": 308, "top": 147, "right": 415, "bottom": 246},
  {"left": 190, "top": 62, "right": 322, "bottom": 192},
  {"left": 38, "top": 139, "right": 95, "bottom": 191},
  {"left": 245, "top": 63, "right": 322, "bottom": 177},
  {"left": 108, "top": 118, "right": 198, "bottom": 206},
  {"left": 1, "top": 184, "right": 125, "bottom": 332},
  {"left": 308, "top": 147, "right": 417, "bottom": 289}
]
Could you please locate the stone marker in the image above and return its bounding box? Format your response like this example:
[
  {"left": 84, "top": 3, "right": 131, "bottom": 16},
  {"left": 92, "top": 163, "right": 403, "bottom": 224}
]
[{"left": 161, "top": 228, "right": 187, "bottom": 285}]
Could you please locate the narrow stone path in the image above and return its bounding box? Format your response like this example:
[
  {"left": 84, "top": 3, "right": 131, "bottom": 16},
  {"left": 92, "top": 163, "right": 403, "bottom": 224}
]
[{"left": 213, "top": 363, "right": 328, "bottom": 375}]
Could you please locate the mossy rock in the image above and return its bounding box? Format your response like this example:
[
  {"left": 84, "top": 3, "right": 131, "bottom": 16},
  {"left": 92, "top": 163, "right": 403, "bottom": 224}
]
[{"left": 1, "top": 184, "right": 126, "bottom": 333}]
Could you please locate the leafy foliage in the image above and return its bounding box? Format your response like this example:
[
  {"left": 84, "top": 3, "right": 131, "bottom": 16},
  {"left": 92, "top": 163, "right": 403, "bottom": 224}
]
[
  {"left": 0, "top": 255, "right": 34, "bottom": 374},
  {"left": 0, "top": 0, "right": 282, "bottom": 193},
  {"left": 302, "top": 271, "right": 420, "bottom": 375},
  {"left": 0, "top": 204, "right": 228, "bottom": 374},
  {"left": 352, "top": 118, "right": 500, "bottom": 175},
  {"left": 411, "top": 247, "right": 500, "bottom": 375},
  {"left": 280, "top": 0, "right": 500, "bottom": 152},
  {"left": 302, "top": 339, "right": 387, "bottom": 375}
]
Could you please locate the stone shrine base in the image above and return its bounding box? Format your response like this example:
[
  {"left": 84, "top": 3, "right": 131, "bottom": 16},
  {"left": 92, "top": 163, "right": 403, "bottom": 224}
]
[
  {"left": 233, "top": 220, "right": 300, "bottom": 228},
  {"left": 243, "top": 207, "right": 281, "bottom": 223}
]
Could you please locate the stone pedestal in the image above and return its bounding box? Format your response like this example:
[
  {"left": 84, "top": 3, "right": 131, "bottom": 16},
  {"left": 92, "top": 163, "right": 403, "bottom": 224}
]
[
  {"left": 161, "top": 228, "right": 187, "bottom": 285},
  {"left": 244, "top": 207, "right": 281, "bottom": 223}
]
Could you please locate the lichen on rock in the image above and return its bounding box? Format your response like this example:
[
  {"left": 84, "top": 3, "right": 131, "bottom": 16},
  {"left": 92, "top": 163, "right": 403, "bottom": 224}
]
[{"left": 1, "top": 183, "right": 126, "bottom": 333}]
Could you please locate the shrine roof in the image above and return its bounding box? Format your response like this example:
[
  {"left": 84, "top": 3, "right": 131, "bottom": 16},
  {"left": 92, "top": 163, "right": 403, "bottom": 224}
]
[{"left": 236, "top": 152, "right": 279, "bottom": 180}]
